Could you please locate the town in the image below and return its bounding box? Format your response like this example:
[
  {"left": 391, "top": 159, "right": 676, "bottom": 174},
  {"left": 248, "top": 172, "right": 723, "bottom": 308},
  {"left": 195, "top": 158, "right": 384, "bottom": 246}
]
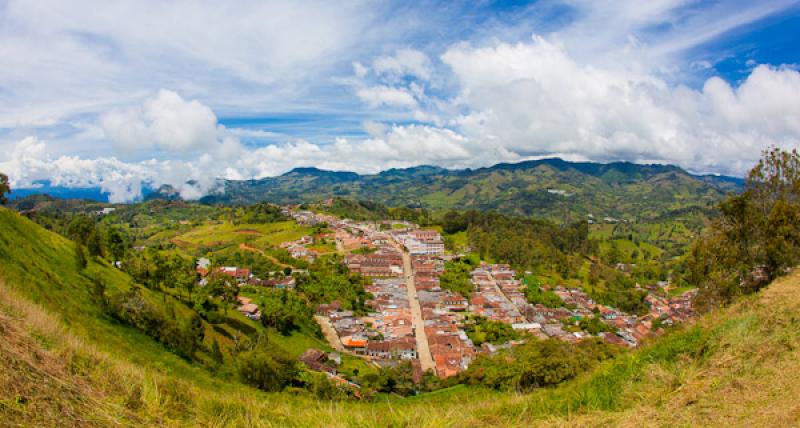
[{"left": 198, "top": 205, "right": 697, "bottom": 380}]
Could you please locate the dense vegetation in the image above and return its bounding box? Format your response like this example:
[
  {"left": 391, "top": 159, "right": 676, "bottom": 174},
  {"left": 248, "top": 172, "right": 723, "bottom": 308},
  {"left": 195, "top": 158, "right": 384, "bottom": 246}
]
[
  {"left": 463, "top": 315, "right": 521, "bottom": 346},
  {"left": 459, "top": 338, "right": 617, "bottom": 392},
  {"left": 316, "top": 197, "right": 433, "bottom": 225},
  {"left": 296, "top": 256, "right": 372, "bottom": 313},
  {"left": 439, "top": 255, "right": 478, "bottom": 298},
  {"left": 523, "top": 276, "right": 565, "bottom": 307},
  {"left": 690, "top": 147, "right": 800, "bottom": 309},
  {"left": 0, "top": 172, "right": 9, "bottom": 204},
  {"left": 442, "top": 210, "right": 590, "bottom": 272}
]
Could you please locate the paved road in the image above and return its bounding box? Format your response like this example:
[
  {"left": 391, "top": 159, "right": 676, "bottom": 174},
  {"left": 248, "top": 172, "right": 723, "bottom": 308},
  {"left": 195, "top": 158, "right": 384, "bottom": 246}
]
[{"left": 394, "top": 241, "right": 436, "bottom": 374}]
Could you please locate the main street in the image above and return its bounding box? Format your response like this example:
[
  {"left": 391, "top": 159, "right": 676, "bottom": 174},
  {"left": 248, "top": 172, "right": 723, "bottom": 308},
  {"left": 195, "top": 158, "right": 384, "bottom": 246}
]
[{"left": 392, "top": 239, "right": 436, "bottom": 374}]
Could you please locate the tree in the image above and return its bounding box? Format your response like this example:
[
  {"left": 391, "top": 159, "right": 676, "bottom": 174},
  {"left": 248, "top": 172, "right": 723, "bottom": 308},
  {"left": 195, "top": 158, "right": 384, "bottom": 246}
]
[
  {"left": 67, "top": 215, "right": 103, "bottom": 257},
  {"left": 690, "top": 147, "right": 800, "bottom": 309},
  {"left": 90, "top": 275, "right": 107, "bottom": 307},
  {"left": 579, "top": 315, "right": 614, "bottom": 335},
  {"left": 206, "top": 273, "right": 239, "bottom": 303},
  {"left": 260, "top": 301, "right": 296, "bottom": 334},
  {"left": 460, "top": 338, "right": 616, "bottom": 392},
  {"left": 0, "top": 173, "right": 9, "bottom": 205},
  {"left": 523, "top": 277, "right": 564, "bottom": 307},
  {"left": 105, "top": 227, "right": 128, "bottom": 261},
  {"left": 235, "top": 337, "right": 298, "bottom": 391},
  {"left": 75, "top": 245, "right": 88, "bottom": 270}
]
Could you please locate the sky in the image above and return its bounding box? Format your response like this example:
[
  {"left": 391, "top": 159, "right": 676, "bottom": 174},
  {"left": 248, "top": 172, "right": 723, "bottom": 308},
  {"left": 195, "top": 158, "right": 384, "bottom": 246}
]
[{"left": 1, "top": 0, "right": 799, "bottom": 202}]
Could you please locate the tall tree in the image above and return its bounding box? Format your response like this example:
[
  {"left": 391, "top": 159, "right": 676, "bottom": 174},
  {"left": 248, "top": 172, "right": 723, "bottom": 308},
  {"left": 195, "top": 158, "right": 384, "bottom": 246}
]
[
  {"left": 0, "top": 173, "right": 10, "bottom": 205},
  {"left": 690, "top": 147, "right": 800, "bottom": 309}
]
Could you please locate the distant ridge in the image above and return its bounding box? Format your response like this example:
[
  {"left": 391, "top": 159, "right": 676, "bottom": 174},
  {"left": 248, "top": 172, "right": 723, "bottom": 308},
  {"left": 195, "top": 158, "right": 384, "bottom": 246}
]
[
  {"left": 202, "top": 158, "right": 744, "bottom": 221},
  {"left": 11, "top": 158, "right": 744, "bottom": 220}
]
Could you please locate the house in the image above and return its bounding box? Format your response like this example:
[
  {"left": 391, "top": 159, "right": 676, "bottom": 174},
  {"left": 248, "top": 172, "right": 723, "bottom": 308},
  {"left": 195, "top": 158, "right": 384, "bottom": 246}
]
[
  {"left": 364, "top": 337, "right": 417, "bottom": 360},
  {"left": 299, "top": 348, "right": 336, "bottom": 374},
  {"left": 196, "top": 257, "right": 211, "bottom": 277},
  {"left": 443, "top": 293, "right": 468, "bottom": 311},
  {"left": 238, "top": 303, "right": 260, "bottom": 320},
  {"left": 218, "top": 266, "right": 251, "bottom": 282},
  {"left": 341, "top": 336, "right": 368, "bottom": 351}
]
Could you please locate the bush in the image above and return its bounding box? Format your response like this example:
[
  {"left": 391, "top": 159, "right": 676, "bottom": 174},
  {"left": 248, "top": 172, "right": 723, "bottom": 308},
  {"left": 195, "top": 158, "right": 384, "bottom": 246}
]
[
  {"left": 460, "top": 338, "right": 617, "bottom": 392},
  {"left": 235, "top": 337, "right": 298, "bottom": 391},
  {"left": 107, "top": 288, "right": 204, "bottom": 359}
]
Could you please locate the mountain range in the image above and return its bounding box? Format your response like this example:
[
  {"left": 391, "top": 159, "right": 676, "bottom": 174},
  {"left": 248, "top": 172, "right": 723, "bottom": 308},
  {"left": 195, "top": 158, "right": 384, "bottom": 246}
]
[
  {"left": 197, "top": 158, "right": 743, "bottom": 221},
  {"left": 12, "top": 159, "right": 744, "bottom": 222}
]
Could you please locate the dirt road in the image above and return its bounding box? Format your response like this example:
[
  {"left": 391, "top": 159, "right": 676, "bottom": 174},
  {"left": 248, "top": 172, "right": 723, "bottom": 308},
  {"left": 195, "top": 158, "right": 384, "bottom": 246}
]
[{"left": 314, "top": 315, "right": 345, "bottom": 352}]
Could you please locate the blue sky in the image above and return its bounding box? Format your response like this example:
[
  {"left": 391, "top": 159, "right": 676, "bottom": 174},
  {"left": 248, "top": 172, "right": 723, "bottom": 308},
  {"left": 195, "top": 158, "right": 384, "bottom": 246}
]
[{"left": 1, "top": 0, "right": 799, "bottom": 201}]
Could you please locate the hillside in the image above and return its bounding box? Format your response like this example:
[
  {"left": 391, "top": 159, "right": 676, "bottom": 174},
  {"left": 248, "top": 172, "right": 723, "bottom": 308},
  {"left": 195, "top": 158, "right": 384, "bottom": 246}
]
[
  {"left": 199, "top": 158, "right": 742, "bottom": 222},
  {"left": 2, "top": 206, "right": 799, "bottom": 426}
]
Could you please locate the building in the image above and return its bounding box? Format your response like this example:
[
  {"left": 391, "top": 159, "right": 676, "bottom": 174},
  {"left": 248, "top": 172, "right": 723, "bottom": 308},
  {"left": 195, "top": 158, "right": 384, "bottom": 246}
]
[{"left": 364, "top": 337, "right": 417, "bottom": 360}]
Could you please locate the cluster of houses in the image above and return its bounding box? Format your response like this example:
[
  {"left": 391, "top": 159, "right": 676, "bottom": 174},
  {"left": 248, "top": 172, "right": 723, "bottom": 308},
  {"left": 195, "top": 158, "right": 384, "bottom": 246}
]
[
  {"left": 344, "top": 249, "right": 404, "bottom": 277},
  {"left": 318, "top": 245, "right": 421, "bottom": 368},
  {"left": 411, "top": 255, "right": 475, "bottom": 378},
  {"left": 196, "top": 258, "right": 253, "bottom": 283},
  {"left": 280, "top": 235, "right": 318, "bottom": 262},
  {"left": 317, "top": 279, "right": 419, "bottom": 366},
  {"left": 394, "top": 229, "right": 445, "bottom": 256},
  {"left": 201, "top": 205, "right": 699, "bottom": 381},
  {"left": 460, "top": 263, "right": 701, "bottom": 348},
  {"left": 469, "top": 264, "right": 527, "bottom": 324}
]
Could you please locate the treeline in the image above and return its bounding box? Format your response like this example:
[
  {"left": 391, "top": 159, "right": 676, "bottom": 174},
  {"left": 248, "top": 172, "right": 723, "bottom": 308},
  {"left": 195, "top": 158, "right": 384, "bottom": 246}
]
[
  {"left": 295, "top": 255, "right": 372, "bottom": 314},
  {"left": 440, "top": 210, "right": 590, "bottom": 273},
  {"left": 318, "top": 197, "right": 432, "bottom": 225},
  {"left": 689, "top": 147, "right": 800, "bottom": 309},
  {"left": 105, "top": 287, "right": 205, "bottom": 360},
  {"left": 228, "top": 202, "right": 288, "bottom": 224}
]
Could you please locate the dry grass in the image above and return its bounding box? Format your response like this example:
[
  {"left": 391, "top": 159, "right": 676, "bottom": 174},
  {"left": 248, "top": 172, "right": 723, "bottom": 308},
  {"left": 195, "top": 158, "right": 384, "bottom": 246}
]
[{"left": 551, "top": 270, "right": 800, "bottom": 428}]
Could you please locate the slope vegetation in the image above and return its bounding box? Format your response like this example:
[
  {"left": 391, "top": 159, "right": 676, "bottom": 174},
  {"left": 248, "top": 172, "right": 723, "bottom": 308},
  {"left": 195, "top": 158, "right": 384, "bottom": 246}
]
[{"left": 2, "top": 207, "right": 798, "bottom": 427}]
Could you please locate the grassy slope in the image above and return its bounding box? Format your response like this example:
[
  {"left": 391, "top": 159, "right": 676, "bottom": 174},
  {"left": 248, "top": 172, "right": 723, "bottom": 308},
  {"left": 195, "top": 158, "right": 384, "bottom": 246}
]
[{"left": 2, "top": 207, "right": 800, "bottom": 426}]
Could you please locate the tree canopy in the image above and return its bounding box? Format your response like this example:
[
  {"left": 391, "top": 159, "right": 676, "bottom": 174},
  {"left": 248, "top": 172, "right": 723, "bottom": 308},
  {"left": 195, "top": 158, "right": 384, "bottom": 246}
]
[
  {"left": 690, "top": 147, "right": 800, "bottom": 309},
  {"left": 0, "top": 173, "right": 9, "bottom": 205}
]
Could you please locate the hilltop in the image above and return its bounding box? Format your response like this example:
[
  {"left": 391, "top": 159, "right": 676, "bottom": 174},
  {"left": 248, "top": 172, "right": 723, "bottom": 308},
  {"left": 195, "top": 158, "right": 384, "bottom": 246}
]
[{"left": 1, "top": 205, "right": 799, "bottom": 426}]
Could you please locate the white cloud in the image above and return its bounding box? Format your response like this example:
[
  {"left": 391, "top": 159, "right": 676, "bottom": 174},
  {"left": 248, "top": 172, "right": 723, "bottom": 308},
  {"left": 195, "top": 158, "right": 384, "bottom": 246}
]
[
  {"left": 226, "top": 128, "right": 283, "bottom": 139},
  {"left": 1, "top": 122, "right": 510, "bottom": 202},
  {"left": 100, "top": 89, "right": 219, "bottom": 154},
  {"left": 356, "top": 85, "right": 419, "bottom": 108},
  {"left": 372, "top": 48, "right": 432, "bottom": 81},
  {"left": 439, "top": 36, "right": 800, "bottom": 175},
  {"left": 2, "top": 0, "right": 799, "bottom": 200}
]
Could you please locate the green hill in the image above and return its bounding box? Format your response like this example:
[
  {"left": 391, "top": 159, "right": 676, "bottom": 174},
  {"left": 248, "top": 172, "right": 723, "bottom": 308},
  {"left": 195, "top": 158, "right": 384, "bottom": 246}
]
[
  {"left": 0, "top": 209, "right": 800, "bottom": 427},
  {"left": 2, "top": 205, "right": 799, "bottom": 426},
  {"left": 199, "top": 158, "right": 742, "bottom": 223}
]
